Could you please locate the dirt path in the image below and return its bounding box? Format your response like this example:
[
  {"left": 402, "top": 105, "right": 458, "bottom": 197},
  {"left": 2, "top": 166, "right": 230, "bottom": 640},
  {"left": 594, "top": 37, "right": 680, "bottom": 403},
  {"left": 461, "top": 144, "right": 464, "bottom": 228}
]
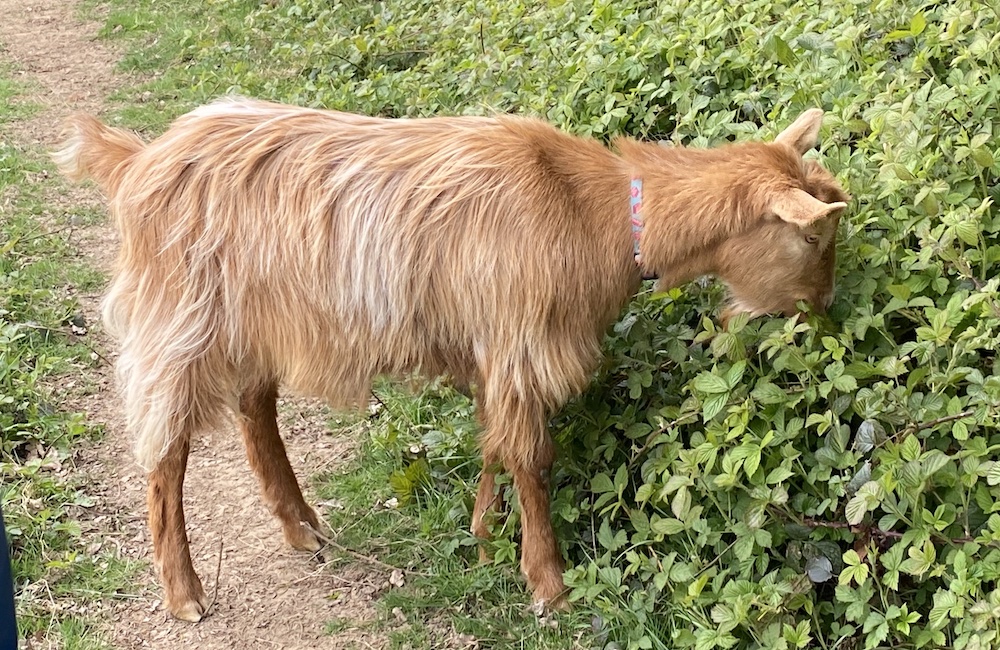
[{"left": 0, "top": 2, "right": 385, "bottom": 648}]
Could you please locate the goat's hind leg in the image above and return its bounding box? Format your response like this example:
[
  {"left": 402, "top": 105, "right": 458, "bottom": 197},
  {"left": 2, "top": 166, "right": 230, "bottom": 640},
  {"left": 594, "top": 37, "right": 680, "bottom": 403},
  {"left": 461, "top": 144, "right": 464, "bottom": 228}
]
[
  {"left": 471, "top": 452, "right": 507, "bottom": 562},
  {"left": 238, "top": 381, "right": 322, "bottom": 551},
  {"left": 148, "top": 428, "right": 209, "bottom": 622}
]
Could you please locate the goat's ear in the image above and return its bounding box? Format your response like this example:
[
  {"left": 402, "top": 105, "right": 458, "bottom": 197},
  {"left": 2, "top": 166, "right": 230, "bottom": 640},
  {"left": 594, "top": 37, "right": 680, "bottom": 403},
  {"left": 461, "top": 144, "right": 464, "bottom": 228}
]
[
  {"left": 772, "top": 188, "right": 847, "bottom": 225},
  {"left": 775, "top": 108, "right": 824, "bottom": 156}
]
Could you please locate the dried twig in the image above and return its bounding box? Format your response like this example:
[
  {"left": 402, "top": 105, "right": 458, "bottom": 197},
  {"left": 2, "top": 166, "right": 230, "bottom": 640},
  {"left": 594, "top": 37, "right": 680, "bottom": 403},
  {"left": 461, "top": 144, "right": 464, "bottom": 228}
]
[
  {"left": 18, "top": 224, "right": 74, "bottom": 243},
  {"left": 16, "top": 321, "right": 113, "bottom": 366},
  {"left": 800, "top": 518, "right": 988, "bottom": 546},
  {"left": 204, "top": 536, "right": 224, "bottom": 616},
  {"left": 302, "top": 522, "right": 430, "bottom": 577},
  {"left": 900, "top": 409, "right": 975, "bottom": 436},
  {"left": 628, "top": 410, "right": 700, "bottom": 469},
  {"left": 80, "top": 340, "right": 112, "bottom": 366},
  {"left": 287, "top": 566, "right": 361, "bottom": 588},
  {"left": 872, "top": 409, "right": 978, "bottom": 453},
  {"left": 367, "top": 390, "right": 386, "bottom": 416}
]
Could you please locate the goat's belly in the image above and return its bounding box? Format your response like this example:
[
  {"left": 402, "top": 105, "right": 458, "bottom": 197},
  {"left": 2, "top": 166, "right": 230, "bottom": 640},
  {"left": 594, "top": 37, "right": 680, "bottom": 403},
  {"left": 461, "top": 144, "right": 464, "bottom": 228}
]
[
  {"left": 275, "top": 345, "right": 376, "bottom": 409},
  {"left": 242, "top": 295, "right": 479, "bottom": 404}
]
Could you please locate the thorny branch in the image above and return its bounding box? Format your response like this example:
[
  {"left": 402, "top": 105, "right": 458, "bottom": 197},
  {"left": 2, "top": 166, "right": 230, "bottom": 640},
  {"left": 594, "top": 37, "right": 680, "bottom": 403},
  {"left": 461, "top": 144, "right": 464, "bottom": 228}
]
[{"left": 628, "top": 410, "right": 700, "bottom": 470}]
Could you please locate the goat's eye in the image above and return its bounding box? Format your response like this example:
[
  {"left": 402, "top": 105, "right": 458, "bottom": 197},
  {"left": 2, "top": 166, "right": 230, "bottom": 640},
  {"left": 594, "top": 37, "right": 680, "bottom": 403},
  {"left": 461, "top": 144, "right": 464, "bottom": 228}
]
[{"left": 805, "top": 234, "right": 820, "bottom": 245}]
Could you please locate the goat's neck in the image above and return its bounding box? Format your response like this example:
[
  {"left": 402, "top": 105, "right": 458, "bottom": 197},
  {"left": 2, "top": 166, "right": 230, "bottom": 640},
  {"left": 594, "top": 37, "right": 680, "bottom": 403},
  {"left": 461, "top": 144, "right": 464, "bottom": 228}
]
[
  {"left": 537, "top": 133, "right": 764, "bottom": 311},
  {"left": 619, "top": 140, "right": 760, "bottom": 290}
]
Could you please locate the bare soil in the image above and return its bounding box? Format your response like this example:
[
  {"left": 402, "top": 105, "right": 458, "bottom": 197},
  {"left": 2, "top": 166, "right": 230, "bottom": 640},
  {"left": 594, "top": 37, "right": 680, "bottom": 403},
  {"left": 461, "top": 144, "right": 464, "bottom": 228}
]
[{"left": 0, "top": 2, "right": 389, "bottom": 647}]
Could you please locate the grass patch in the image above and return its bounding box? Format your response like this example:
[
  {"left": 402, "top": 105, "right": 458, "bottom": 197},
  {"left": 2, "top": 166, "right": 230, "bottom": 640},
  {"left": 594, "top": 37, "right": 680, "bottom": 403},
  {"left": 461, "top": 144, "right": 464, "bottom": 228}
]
[
  {"left": 315, "top": 382, "right": 597, "bottom": 649},
  {"left": 0, "top": 63, "right": 138, "bottom": 649},
  {"left": 81, "top": 0, "right": 268, "bottom": 132}
]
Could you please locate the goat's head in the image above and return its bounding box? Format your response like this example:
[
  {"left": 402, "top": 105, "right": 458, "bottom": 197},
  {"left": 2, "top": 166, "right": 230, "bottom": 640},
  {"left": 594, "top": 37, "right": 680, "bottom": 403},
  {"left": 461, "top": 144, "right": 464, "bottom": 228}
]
[{"left": 694, "top": 110, "right": 850, "bottom": 325}]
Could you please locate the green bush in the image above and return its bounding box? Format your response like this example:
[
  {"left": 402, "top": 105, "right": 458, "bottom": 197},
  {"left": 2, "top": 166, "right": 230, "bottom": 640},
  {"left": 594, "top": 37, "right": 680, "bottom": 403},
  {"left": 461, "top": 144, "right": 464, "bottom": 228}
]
[{"left": 104, "top": 0, "right": 1000, "bottom": 647}]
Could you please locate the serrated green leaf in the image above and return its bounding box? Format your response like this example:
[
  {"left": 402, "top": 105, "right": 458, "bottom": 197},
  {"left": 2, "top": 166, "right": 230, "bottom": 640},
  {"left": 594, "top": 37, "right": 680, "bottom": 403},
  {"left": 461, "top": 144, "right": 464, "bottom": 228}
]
[
  {"left": 770, "top": 34, "right": 798, "bottom": 66},
  {"left": 846, "top": 481, "right": 883, "bottom": 525},
  {"left": 901, "top": 540, "right": 936, "bottom": 577},
  {"left": 920, "top": 450, "right": 950, "bottom": 478},
  {"left": 881, "top": 543, "right": 904, "bottom": 590},
  {"left": 752, "top": 381, "right": 788, "bottom": 404},
  {"left": 650, "top": 516, "right": 686, "bottom": 536},
  {"left": 624, "top": 422, "right": 652, "bottom": 439},
  {"left": 839, "top": 561, "right": 869, "bottom": 586},
  {"left": 929, "top": 590, "right": 958, "bottom": 630},
  {"left": 743, "top": 447, "right": 762, "bottom": 478},
  {"left": 954, "top": 220, "right": 981, "bottom": 245},
  {"left": 613, "top": 463, "right": 628, "bottom": 493},
  {"left": 629, "top": 508, "right": 650, "bottom": 538},
  {"left": 845, "top": 493, "right": 869, "bottom": 526},
  {"left": 766, "top": 465, "right": 795, "bottom": 484},
  {"left": 901, "top": 435, "right": 921, "bottom": 462},
  {"left": 833, "top": 373, "right": 858, "bottom": 392},
  {"left": 987, "top": 462, "right": 1000, "bottom": 486},
  {"left": 591, "top": 473, "right": 614, "bottom": 494},
  {"left": 672, "top": 486, "right": 691, "bottom": 519},
  {"left": 635, "top": 483, "right": 653, "bottom": 503},
  {"left": 692, "top": 372, "right": 731, "bottom": 394},
  {"left": 724, "top": 360, "right": 746, "bottom": 389},
  {"left": 972, "top": 147, "right": 994, "bottom": 169},
  {"left": 663, "top": 475, "right": 692, "bottom": 494},
  {"left": 702, "top": 391, "right": 730, "bottom": 421}
]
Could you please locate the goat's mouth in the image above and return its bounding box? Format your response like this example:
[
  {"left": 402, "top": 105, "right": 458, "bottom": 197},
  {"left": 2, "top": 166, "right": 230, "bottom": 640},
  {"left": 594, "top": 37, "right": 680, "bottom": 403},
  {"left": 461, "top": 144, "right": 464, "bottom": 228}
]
[
  {"left": 718, "top": 300, "right": 769, "bottom": 329},
  {"left": 719, "top": 294, "right": 830, "bottom": 329}
]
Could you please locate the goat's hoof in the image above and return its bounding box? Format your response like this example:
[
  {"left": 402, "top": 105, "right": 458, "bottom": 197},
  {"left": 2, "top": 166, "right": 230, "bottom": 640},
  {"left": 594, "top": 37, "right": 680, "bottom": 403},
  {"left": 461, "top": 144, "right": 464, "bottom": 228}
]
[
  {"left": 528, "top": 577, "right": 570, "bottom": 613},
  {"left": 545, "top": 594, "right": 571, "bottom": 612},
  {"left": 527, "top": 594, "right": 570, "bottom": 617},
  {"left": 169, "top": 591, "right": 210, "bottom": 623},
  {"left": 285, "top": 520, "right": 323, "bottom": 552}
]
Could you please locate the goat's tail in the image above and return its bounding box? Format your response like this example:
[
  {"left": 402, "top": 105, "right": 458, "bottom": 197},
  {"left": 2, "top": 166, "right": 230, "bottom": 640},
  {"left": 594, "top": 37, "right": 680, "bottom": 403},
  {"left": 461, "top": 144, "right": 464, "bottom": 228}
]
[{"left": 52, "top": 114, "right": 145, "bottom": 192}]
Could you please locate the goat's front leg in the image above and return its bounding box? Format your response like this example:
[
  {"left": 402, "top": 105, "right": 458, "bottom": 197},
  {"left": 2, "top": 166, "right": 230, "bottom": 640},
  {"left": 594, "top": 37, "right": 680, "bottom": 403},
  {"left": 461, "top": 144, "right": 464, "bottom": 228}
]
[
  {"left": 509, "top": 446, "right": 567, "bottom": 609},
  {"left": 238, "top": 381, "right": 322, "bottom": 551},
  {"left": 486, "top": 396, "right": 567, "bottom": 610},
  {"left": 148, "top": 431, "right": 209, "bottom": 622}
]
